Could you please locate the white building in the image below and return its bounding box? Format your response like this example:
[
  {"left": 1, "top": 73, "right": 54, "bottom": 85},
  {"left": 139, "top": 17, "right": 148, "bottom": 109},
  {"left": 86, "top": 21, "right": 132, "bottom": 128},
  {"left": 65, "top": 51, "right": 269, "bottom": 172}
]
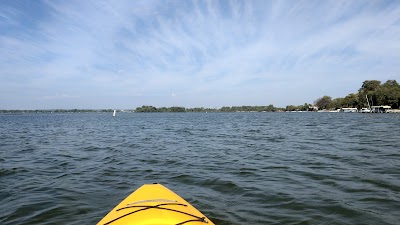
[
  {"left": 340, "top": 108, "right": 358, "bottom": 113},
  {"left": 371, "top": 105, "right": 391, "bottom": 113}
]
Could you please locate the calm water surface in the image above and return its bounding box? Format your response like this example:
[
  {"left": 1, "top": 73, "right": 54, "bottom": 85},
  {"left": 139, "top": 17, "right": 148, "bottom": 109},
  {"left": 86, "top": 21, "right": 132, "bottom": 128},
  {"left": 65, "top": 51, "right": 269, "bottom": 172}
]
[{"left": 1, "top": 112, "right": 399, "bottom": 225}]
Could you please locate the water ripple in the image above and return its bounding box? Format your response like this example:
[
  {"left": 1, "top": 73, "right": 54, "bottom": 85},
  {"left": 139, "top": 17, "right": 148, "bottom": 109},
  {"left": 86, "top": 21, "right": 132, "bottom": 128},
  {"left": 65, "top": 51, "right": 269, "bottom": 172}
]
[{"left": 1, "top": 113, "right": 400, "bottom": 224}]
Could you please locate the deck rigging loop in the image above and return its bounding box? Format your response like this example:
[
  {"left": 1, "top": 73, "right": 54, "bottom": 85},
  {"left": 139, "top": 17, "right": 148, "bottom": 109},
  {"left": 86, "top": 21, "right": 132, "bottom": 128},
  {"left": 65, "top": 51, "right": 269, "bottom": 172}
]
[{"left": 102, "top": 202, "right": 208, "bottom": 225}]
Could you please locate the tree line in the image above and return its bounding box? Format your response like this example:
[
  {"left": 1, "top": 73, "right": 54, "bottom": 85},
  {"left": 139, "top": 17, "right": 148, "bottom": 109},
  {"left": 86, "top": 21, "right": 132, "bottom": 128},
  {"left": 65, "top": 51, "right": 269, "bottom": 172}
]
[
  {"left": 2, "top": 80, "right": 398, "bottom": 113},
  {"left": 314, "top": 80, "right": 400, "bottom": 110},
  {"left": 134, "top": 105, "right": 281, "bottom": 112},
  {"left": 134, "top": 105, "right": 282, "bottom": 112},
  {"left": 135, "top": 106, "right": 187, "bottom": 112},
  {"left": 220, "top": 105, "right": 277, "bottom": 112}
]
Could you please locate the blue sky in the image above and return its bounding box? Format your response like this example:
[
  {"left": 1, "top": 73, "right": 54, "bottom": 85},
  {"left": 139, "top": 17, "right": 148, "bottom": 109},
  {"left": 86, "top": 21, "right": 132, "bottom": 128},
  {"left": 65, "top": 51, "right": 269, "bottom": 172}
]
[{"left": 1, "top": 0, "right": 399, "bottom": 109}]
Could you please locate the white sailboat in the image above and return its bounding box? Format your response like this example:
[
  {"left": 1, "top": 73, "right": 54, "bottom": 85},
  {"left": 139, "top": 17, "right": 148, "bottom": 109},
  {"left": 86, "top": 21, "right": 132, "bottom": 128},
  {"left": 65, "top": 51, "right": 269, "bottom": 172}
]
[{"left": 113, "top": 110, "right": 116, "bottom": 117}]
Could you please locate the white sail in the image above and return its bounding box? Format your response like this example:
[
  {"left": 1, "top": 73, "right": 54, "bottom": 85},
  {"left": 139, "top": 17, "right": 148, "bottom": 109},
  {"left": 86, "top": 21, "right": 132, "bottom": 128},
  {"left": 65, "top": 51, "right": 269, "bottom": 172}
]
[{"left": 113, "top": 110, "right": 116, "bottom": 117}]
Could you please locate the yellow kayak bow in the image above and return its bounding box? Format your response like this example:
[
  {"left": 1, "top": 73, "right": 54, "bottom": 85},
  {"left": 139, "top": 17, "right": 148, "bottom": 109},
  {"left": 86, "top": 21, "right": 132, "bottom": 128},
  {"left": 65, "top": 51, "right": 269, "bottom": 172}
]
[{"left": 97, "top": 183, "right": 215, "bottom": 225}]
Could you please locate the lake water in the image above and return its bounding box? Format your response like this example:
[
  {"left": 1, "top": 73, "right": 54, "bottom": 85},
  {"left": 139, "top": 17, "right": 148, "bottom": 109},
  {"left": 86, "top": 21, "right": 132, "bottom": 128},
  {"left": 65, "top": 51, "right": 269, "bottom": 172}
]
[{"left": 1, "top": 112, "right": 399, "bottom": 225}]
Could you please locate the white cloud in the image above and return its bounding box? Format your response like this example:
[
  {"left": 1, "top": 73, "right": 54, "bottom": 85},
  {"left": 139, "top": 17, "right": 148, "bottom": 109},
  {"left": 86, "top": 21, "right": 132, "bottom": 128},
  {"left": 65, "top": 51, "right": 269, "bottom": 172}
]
[
  {"left": 0, "top": 0, "right": 399, "bottom": 109},
  {"left": 41, "top": 93, "right": 80, "bottom": 100}
]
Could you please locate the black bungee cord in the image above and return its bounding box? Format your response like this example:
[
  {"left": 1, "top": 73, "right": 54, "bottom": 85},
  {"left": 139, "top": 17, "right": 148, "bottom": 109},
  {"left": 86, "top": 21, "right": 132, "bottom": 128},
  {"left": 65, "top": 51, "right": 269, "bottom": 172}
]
[{"left": 102, "top": 202, "right": 208, "bottom": 225}]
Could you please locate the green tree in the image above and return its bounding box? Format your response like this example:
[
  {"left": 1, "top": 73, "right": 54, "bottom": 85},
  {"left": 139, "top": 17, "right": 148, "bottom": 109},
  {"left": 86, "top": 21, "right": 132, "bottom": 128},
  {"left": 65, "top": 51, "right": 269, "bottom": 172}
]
[
  {"left": 379, "top": 80, "right": 400, "bottom": 108},
  {"left": 358, "top": 80, "right": 381, "bottom": 107},
  {"left": 135, "top": 105, "right": 158, "bottom": 112},
  {"left": 356, "top": 79, "right": 400, "bottom": 108},
  {"left": 342, "top": 93, "right": 358, "bottom": 108},
  {"left": 169, "top": 106, "right": 186, "bottom": 112},
  {"left": 359, "top": 80, "right": 381, "bottom": 92},
  {"left": 266, "top": 104, "right": 275, "bottom": 112},
  {"left": 285, "top": 105, "right": 297, "bottom": 111},
  {"left": 332, "top": 98, "right": 343, "bottom": 109},
  {"left": 383, "top": 80, "right": 399, "bottom": 86},
  {"left": 314, "top": 96, "right": 333, "bottom": 110},
  {"left": 300, "top": 103, "right": 311, "bottom": 111}
]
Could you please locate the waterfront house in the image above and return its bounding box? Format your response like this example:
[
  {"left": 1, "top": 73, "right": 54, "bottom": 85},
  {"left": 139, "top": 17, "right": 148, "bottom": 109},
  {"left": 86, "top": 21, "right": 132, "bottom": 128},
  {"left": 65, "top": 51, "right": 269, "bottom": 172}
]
[
  {"left": 340, "top": 108, "right": 358, "bottom": 112},
  {"left": 308, "top": 106, "right": 318, "bottom": 111},
  {"left": 371, "top": 105, "right": 391, "bottom": 113}
]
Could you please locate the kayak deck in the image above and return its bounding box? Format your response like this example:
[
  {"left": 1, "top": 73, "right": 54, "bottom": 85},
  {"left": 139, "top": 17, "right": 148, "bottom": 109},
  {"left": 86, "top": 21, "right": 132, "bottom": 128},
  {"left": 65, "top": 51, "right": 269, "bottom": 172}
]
[{"left": 97, "top": 183, "right": 215, "bottom": 225}]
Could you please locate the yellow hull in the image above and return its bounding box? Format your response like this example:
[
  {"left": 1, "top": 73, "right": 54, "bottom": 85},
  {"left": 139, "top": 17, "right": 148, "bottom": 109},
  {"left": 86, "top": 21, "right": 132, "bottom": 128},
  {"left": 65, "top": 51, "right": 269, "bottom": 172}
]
[{"left": 97, "top": 183, "right": 215, "bottom": 225}]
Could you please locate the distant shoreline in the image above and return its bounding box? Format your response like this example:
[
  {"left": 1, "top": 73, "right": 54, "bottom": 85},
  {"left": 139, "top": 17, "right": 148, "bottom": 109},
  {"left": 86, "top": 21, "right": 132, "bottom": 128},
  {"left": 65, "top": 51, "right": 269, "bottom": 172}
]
[
  {"left": 2, "top": 79, "right": 399, "bottom": 113},
  {"left": 0, "top": 108, "right": 280, "bottom": 113},
  {"left": 0, "top": 108, "right": 397, "bottom": 114}
]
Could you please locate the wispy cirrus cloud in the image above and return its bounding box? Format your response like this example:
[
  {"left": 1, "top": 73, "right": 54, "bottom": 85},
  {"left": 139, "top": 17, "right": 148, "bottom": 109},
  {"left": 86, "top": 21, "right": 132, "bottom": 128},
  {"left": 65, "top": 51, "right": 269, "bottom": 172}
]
[{"left": 0, "top": 0, "right": 399, "bottom": 109}]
